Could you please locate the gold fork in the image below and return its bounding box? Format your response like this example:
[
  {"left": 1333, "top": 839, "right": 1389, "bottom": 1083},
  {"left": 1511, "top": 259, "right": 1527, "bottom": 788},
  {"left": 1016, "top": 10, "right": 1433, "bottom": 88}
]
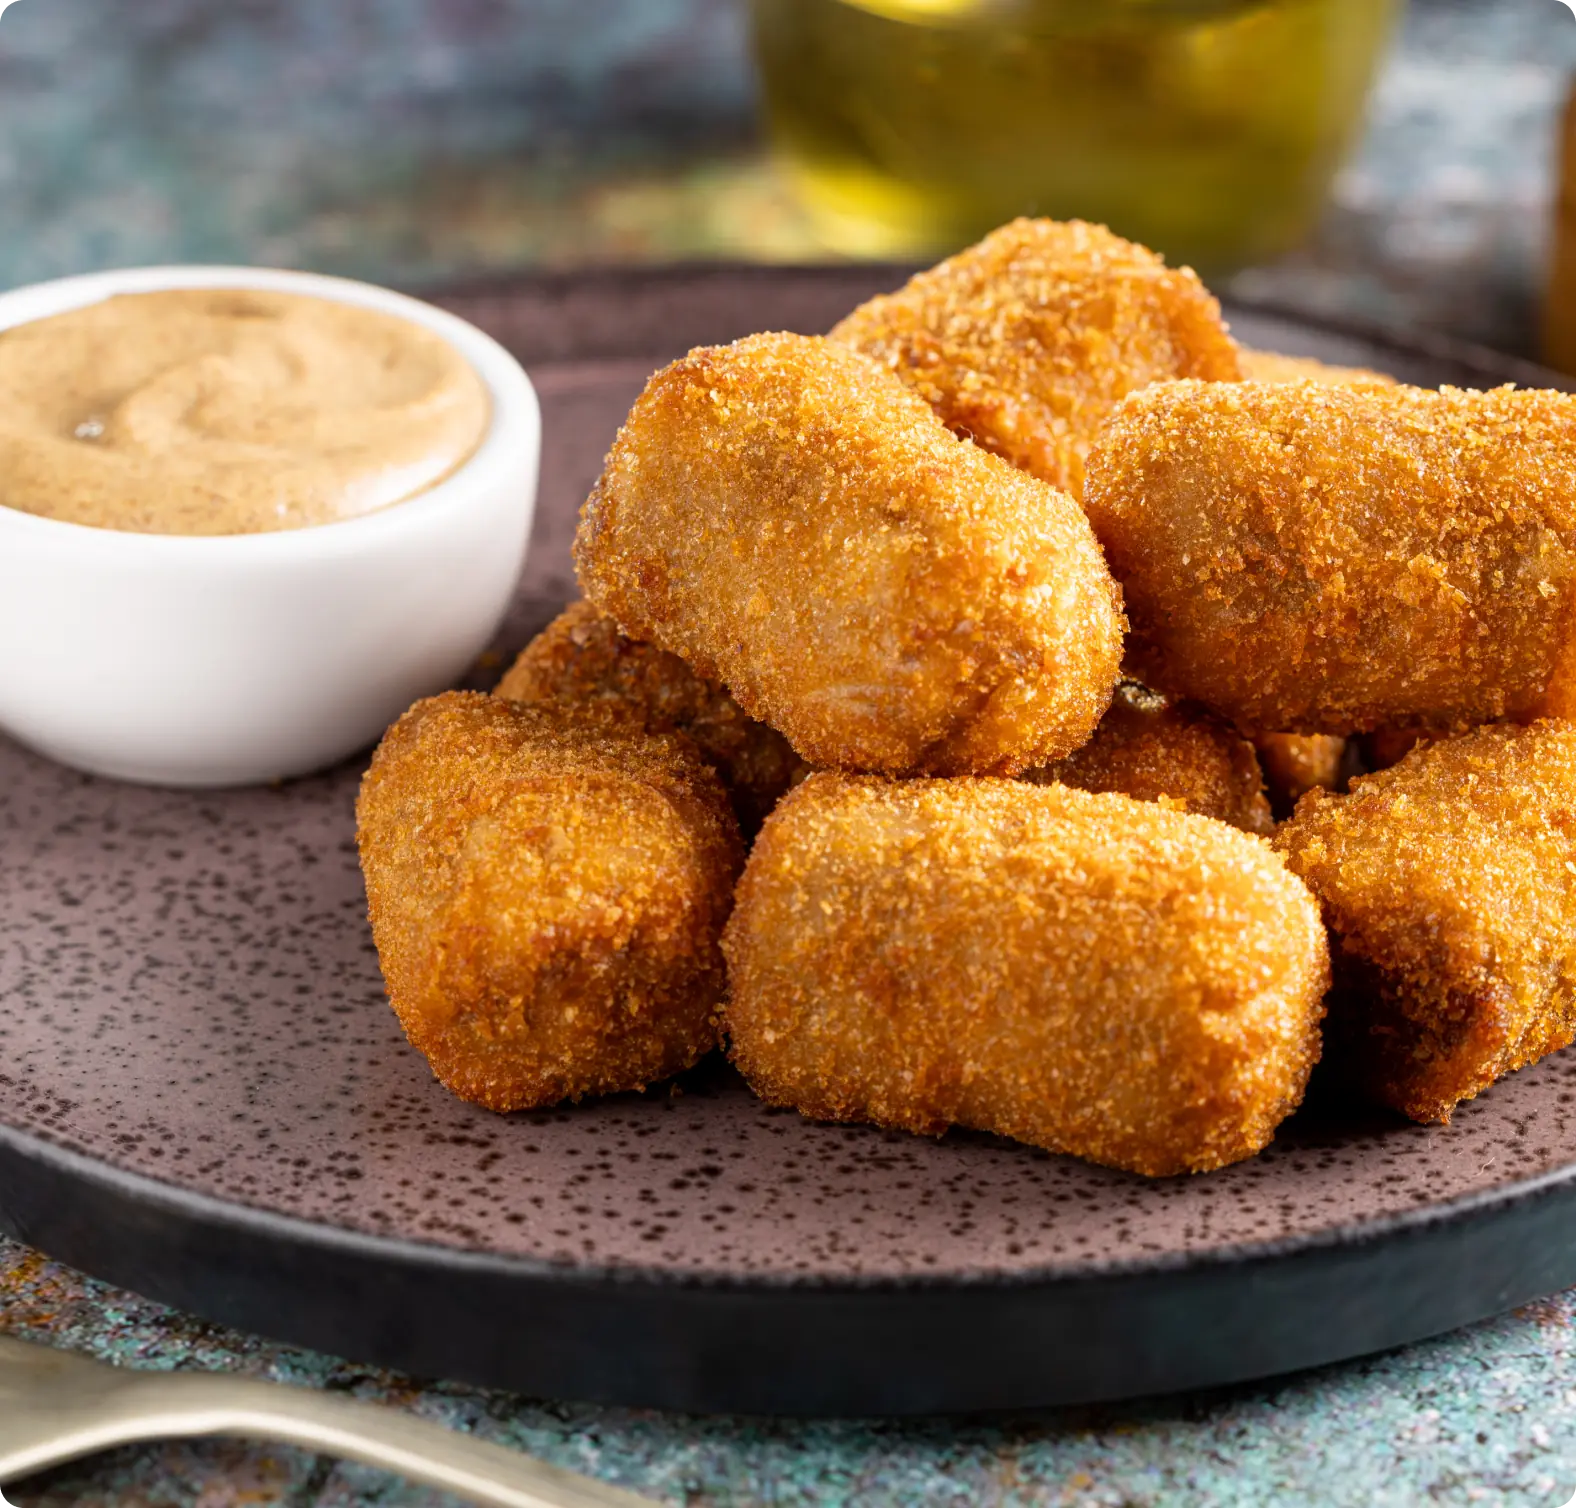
[{"left": 0, "top": 1333, "right": 653, "bottom": 1508}]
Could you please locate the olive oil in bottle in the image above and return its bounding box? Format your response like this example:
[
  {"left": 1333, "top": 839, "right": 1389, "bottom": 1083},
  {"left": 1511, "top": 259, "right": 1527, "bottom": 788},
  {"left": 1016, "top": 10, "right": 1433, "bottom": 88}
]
[
  {"left": 750, "top": 0, "right": 1400, "bottom": 273},
  {"left": 1545, "top": 77, "right": 1576, "bottom": 376}
]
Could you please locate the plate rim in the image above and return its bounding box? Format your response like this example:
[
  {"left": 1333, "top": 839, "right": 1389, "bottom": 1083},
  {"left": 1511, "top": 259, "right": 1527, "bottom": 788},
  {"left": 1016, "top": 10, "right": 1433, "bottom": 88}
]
[
  {"left": 7, "top": 1097, "right": 1576, "bottom": 1292},
  {"left": 423, "top": 258, "right": 1574, "bottom": 392},
  {"left": 6, "top": 267, "right": 1575, "bottom": 1411}
]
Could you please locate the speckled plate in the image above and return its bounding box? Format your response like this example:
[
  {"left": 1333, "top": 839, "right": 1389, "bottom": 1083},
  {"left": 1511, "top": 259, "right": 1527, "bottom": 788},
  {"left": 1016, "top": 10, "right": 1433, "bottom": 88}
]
[{"left": 3, "top": 266, "right": 1576, "bottom": 1418}]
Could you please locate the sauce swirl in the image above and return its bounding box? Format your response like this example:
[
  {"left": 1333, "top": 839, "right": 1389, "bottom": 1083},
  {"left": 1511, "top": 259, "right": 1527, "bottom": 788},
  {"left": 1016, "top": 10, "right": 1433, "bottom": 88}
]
[{"left": 0, "top": 288, "right": 491, "bottom": 535}]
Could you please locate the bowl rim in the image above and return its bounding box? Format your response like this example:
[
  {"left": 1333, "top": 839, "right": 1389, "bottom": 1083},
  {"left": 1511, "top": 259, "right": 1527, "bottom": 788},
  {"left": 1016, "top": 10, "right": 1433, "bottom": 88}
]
[{"left": 0, "top": 264, "right": 540, "bottom": 560}]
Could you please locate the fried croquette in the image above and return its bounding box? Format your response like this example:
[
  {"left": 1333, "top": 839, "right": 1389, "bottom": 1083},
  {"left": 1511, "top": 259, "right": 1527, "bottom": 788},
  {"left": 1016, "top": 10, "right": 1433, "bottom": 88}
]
[
  {"left": 1358, "top": 726, "right": 1429, "bottom": 772},
  {"left": 357, "top": 692, "right": 744, "bottom": 1112},
  {"left": 1275, "top": 721, "right": 1576, "bottom": 1124},
  {"left": 1025, "top": 680, "right": 1272, "bottom": 835},
  {"left": 723, "top": 775, "right": 1329, "bottom": 1177},
  {"left": 1083, "top": 380, "right": 1576, "bottom": 736},
  {"left": 829, "top": 218, "right": 1241, "bottom": 500},
  {"left": 575, "top": 331, "right": 1125, "bottom": 777},
  {"left": 1254, "top": 733, "right": 1349, "bottom": 818},
  {"left": 496, "top": 600, "right": 803, "bottom": 835},
  {"left": 1238, "top": 350, "right": 1396, "bottom": 387}
]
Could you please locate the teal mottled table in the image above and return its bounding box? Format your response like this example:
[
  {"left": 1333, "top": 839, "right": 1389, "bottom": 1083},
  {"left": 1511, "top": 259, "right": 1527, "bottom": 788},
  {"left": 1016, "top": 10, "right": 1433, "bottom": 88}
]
[
  {"left": 7, "top": 2, "right": 1576, "bottom": 1505},
  {"left": 0, "top": 0, "right": 1573, "bottom": 356},
  {"left": 7, "top": 1236, "right": 1576, "bottom": 1505}
]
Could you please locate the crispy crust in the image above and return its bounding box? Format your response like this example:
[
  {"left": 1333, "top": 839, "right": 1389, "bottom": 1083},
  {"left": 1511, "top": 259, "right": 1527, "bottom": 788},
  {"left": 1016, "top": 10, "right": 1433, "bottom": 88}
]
[
  {"left": 830, "top": 218, "right": 1241, "bottom": 500},
  {"left": 1083, "top": 380, "right": 1576, "bottom": 735},
  {"left": 1238, "top": 350, "right": 1396, "bottom": 388},
  {"left": 723, "top": 775, "right": 1329, "bottom": 1177},
  {"left": 1274, "top": 720, "right": 1576, "bottom": 1123},
  {"left": 356, "top": 692, "right": 744, "bottom": 1112},
  {"left": 496, "top": 601, "right": 803, "bottom": 835},
  {"left": 1358, "top": 726, "right": 1429, "bottom": 772},
  {"left": 1026, "top": 680, "right": 1272, "bottom": 835},
  {"left": 1253, "top": 733, "right": 1349, "bottom": 817},
  {"left": 574, "top": 331, "right": 1124, "bottom": 776}
]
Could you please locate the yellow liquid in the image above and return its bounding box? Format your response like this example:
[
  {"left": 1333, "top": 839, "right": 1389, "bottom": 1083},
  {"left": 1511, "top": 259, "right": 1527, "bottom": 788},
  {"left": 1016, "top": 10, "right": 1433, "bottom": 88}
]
[{"left": 750, "top": 0, "right": 1400, "bottom": 273}]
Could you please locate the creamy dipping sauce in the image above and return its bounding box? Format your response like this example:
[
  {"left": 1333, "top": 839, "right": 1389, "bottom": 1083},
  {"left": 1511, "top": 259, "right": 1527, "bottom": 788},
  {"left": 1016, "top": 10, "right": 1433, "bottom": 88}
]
[{"left": 0, "top": 288, "right": 492, "bottom": 536}]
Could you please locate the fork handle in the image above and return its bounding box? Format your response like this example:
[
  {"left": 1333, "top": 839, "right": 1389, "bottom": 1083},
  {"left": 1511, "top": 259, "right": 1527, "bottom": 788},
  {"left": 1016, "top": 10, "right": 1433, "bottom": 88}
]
[{"left": 11, "top": 1371, "right": 653, "bottom": 1508}]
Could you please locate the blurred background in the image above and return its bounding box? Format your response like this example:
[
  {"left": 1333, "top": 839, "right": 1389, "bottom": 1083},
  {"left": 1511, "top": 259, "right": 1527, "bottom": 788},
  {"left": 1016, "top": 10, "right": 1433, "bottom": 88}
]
[{"left": 0, "top": 0, "right": 1572, "bottom": 358}]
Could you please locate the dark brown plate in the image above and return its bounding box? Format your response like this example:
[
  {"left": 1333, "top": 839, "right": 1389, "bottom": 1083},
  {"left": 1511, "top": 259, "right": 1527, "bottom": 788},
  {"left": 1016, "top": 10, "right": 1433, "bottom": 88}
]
[{"left": 3, "top": 266, "right": 1575, "bottom": 1417}]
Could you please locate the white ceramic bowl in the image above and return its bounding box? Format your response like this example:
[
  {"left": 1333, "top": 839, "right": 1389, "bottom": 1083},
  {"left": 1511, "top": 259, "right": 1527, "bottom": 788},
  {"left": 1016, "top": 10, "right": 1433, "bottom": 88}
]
[{"left": 0, "top": 265, "right": 540, "bottom": 787}]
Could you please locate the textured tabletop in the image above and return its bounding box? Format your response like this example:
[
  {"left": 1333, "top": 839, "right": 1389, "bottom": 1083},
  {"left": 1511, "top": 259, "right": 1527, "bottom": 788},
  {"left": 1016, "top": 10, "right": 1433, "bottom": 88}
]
[
  {"left": 0, "top": 0, "right": 1572, "bottom": 359},
  {"left": 7, "top": 1236, "right": 1576, "bottom": 1506},
  {"left": 6, "top": 0, "right": 1576, "bottom": 1504}
]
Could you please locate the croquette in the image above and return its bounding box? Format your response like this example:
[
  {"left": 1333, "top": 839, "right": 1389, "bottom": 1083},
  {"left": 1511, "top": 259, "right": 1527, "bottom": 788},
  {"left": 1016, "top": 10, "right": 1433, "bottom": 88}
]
[
  {"left": 496, "top": 600, "right": 803, "bottom": 834},
  {"left": 357, "top": 692, "right": 744, "bottom": 1112},
  {"left": 1238, "top": 350, "right": 1397, "bottom": 388},
  {"left": 1275, "top": 720, "right": 1576, "bottom": 1123},
  {"left": 575, "top": 332, "right": 1125, "bottom": 777},
  {"left": 1254, "top": 733, "right": 1349, "bottom": 817},
  {"left": 1083, "top": 380, "right": 1576, "bottom": 736},
  {"left": 724, "top": 775, "right": 1329, "bottom": 1177},
  {"left": 831, "top": 218, "right": 1241, "bottom": 499},
  {"left": 1026, "top": 680, "right": 1272, "bottom": 834},
  {"left": 1357, "top": 726, "right": 1429, "bottom": 773}
]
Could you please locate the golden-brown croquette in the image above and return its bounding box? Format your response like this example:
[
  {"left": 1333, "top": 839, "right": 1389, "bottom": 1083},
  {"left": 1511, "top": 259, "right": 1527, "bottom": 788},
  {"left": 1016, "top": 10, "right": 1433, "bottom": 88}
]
[
  {"left": 1254, "top": 733, "right": 1349, "bottom": 818},
  {"left": 724, "top": 774, "right": 1329, "bottom": 1177},
  {"left": 1084, "top": 380, "right": 1576, "bottom": 736},
  {"left": 357, "top": 692, "right": 743, "bottom": 1112},
  {"left": 1026, "top": 680, "right": 1272, "bottom": 834},
  {"left": 831, "top": 218, "right": 1241, "bottom": 500},
  {"left": 496, "top": 600, "right": 803, "bottom": 834},
  {"left": 1275, "top": 721, "right": 1576, "bottom": 1123},
  {"left": 575, "top": 332, "right": 1124, "bottom": 777},
  {"left": 1237, "top": 350, "right": 1397, "bottom": 388}
]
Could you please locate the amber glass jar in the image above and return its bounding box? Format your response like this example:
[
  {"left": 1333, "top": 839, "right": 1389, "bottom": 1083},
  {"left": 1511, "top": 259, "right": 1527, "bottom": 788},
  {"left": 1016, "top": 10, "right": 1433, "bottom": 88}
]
[
  {"left": 750, "top": 0, "right": 1401, "bottom": 274},
  {"left": 1544, "top": 78, "right": 1576, "bottom": 375}
]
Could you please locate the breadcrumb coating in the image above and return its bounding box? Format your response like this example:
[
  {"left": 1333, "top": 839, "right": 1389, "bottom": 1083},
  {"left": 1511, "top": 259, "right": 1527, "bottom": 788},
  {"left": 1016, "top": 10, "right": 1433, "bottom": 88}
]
[
  {"left": 1083, "top": 379, "right": 1576, "bottom": 735},
  {"left": 1358, "top": 726, "right": 1428, "bottom": 772},
  {"left": 1025, "top": 680, "right": 1272, "bottom": 835},
  {"left": 357, "top": 692, "right": 743, "bottom": 1112},
  {"left": 1238, "top": 350, "right": 1396, "bottom": 388},
  {"left": 723, "top": 775, "right": 1329, "bottom": 1177},
  {"left": 830, "top": 219, "right": 1241, "bottom": 500},
  {"left": 1254, "top": 733, "right": 1349, "bottom": 817},
  {"left": 496, "top": 600, "right": 803, "bottom": 835},
  {"left": 575, "top": 331, "right": 1124, "bottom": 776},
  {"left": 1275, "top": 721, "right": 1576, "bottom": 1124}
]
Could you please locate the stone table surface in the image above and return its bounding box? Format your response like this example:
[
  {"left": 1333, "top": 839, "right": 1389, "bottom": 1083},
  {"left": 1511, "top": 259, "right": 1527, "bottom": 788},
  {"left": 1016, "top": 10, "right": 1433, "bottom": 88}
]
[
  {"left": 1, "top": 0, "right": 1573, "bottom": 359},
  {"left": 7, "top": 0, "right": 1576, "bottom": 1504}
]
